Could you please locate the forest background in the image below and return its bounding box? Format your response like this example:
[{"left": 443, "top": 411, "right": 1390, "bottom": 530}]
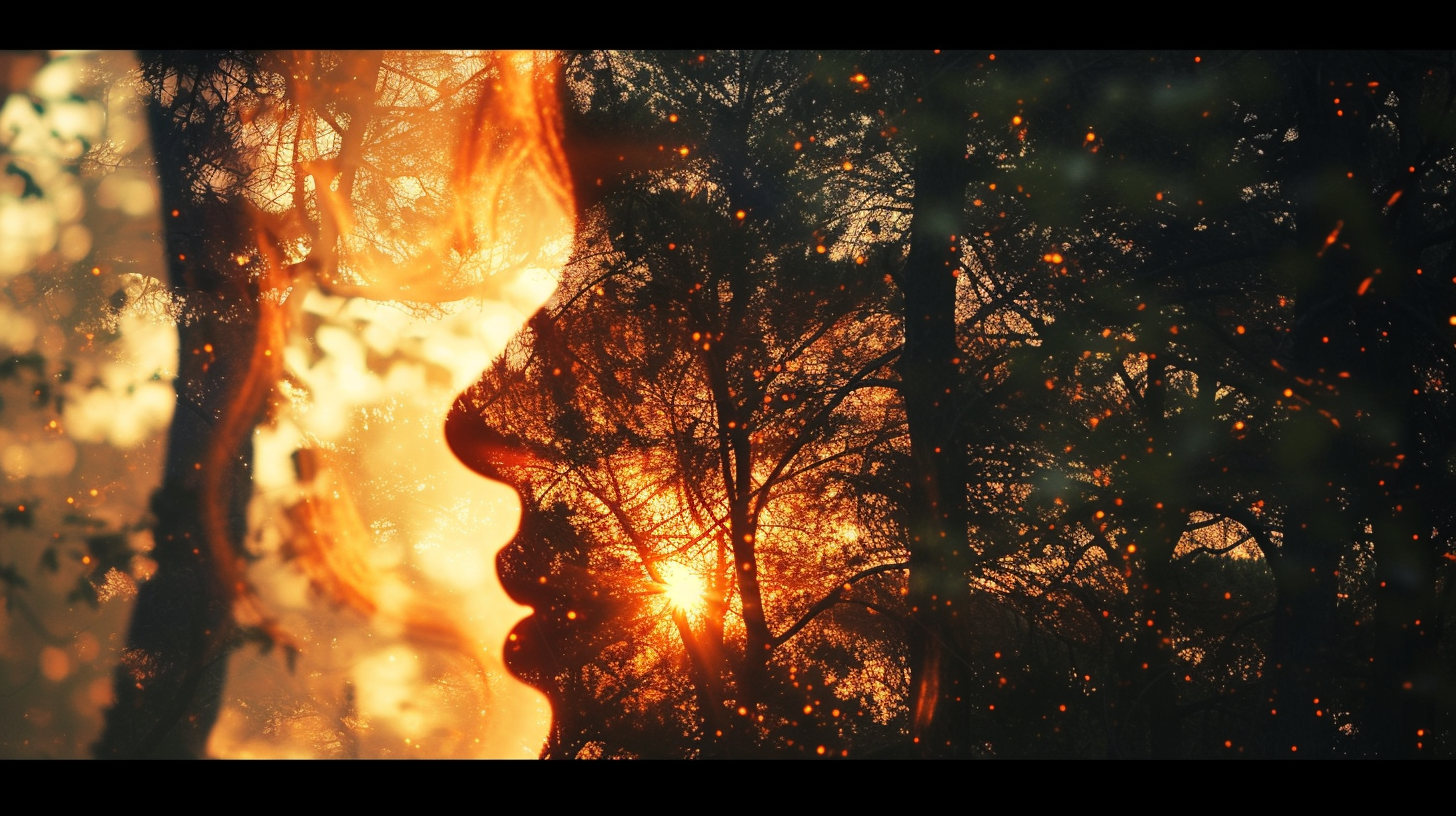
[{"left": 0, "top": 50, "right": 1453, "bottom": 758}]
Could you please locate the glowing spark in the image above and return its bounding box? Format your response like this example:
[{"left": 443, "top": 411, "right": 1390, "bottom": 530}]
[{"left": 1317, "top": 220, "right": 1344, "bottom": 258}]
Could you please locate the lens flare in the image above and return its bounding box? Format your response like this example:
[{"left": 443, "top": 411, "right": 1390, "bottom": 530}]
[{"left": 657, "top": 561, "right": 707, "bottom": 614}]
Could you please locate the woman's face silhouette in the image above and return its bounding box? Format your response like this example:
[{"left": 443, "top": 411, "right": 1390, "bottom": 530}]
[{"left": 203, "top": 51, "right": 574, "bottom": 758}]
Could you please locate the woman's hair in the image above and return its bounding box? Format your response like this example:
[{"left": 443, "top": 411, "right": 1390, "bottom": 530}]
[{"left": 173, "top": 50, "right": 573, "bottom": 669}]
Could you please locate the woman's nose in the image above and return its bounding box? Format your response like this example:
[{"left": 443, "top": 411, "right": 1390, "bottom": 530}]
[{"left": 445, "top": 400, "right": 526, "bottom": 483}]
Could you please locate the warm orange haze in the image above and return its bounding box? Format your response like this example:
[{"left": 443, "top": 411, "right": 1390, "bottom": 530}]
[{"left": 3, "top": 50, "right": 1455, "bottom": 758}]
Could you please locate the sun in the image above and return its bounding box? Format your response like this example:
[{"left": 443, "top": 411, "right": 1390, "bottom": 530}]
[{"left": 657, "top": 561, "right": 707, "bottom": 614}]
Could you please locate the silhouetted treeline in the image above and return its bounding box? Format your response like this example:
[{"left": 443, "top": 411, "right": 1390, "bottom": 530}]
[{"left": 453, "top": 50, "right": 1456, "bottom": 758}]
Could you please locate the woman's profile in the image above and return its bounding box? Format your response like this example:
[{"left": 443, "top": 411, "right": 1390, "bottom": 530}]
[{"left": 96, "top": 50, "right": 576, "bottom": 758}]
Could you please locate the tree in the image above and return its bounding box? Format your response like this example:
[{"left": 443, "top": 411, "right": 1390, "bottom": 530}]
[
  {"left": 457, "top": 49, "right": 1456, "bottom": 758},
  {"left": 451, "top": 51, "right": 912, "bottom": 757}
]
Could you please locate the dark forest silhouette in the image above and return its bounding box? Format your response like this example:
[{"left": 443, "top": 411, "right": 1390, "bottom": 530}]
[{"left": 455, "top": 50, "right": 1456, "bottom": 758}]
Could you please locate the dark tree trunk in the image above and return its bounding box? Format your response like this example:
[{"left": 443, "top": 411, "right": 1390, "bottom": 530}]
[
  {"left": 96, "top": 52, "right": 263, "bottom": 758},
  {"left": 898, "top": 53, "right": 979, "bottom": 757}
]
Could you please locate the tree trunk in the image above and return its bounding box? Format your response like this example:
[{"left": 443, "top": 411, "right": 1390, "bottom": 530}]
[
  {"left": 898, "top": 54, "right": 979, "bottom": 757},
  {"left": 96, "top": 52, "right": 268, "bottom": 757}
]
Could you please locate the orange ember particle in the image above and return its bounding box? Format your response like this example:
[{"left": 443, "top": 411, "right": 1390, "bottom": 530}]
[
  {"left": 1085, "top": 132, "right": 1096, "bottom": 142},
  {"left": 1011, "top": 115, "right": 1022, "bottom": 126},
  {"left": 1357, "top": 277, "right": 1373, "bottom": 296}
]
